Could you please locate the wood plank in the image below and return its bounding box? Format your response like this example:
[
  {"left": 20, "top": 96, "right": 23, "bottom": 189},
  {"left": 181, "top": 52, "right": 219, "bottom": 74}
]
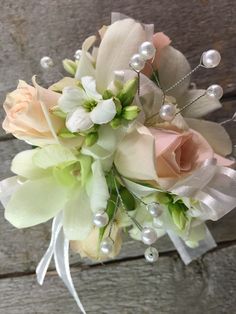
[
  {"left": 0, "top": 0, "right": 236, "bottom": 135},
  {"left": 0, "top": 244, "right": 236, "bottom": 313}
]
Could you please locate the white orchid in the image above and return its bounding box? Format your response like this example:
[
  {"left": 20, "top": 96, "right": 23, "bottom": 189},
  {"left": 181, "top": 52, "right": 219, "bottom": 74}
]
[{"left": 58, "top": 76, "right": 117, "bottom": 133}]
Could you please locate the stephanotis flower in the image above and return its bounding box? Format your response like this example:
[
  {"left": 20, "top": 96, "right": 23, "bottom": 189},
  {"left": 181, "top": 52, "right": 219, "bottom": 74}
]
[{"left": 58, "top": 76, "right": 117, "bottom": 133}]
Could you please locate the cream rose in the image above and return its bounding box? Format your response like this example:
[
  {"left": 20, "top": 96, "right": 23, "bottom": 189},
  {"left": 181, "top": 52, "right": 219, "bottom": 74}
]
[{"left": 2, "top": 80, "right": 62, "bottom": 146}]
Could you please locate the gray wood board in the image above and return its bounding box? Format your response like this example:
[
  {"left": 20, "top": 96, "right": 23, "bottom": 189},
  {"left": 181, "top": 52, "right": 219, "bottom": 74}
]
[
  {"left": 0, "top": 244, "right": 236, "bottom": 314},
  {"left": 0, "top": 0, "right": 236, "bottom": 135}
]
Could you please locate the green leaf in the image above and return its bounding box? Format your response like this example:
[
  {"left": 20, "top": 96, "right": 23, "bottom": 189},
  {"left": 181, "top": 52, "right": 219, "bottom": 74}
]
[
  {"left": 85, "top": 132, "right": 99, "bottom": 146},
  {"left": 120, "top": 187, "right": 135, "bottom": 211},
  {"left": 158, "top": 192, "right": 173, "bottom": 204},
  {"left": 102, "top": 89, "right": 114, "bottom": 100},
  {"left": 33, "top": 144, "right": 78, "bottom": 169},
  {"left": 99, "top": 196, "right": 117, "bottom": 242}
]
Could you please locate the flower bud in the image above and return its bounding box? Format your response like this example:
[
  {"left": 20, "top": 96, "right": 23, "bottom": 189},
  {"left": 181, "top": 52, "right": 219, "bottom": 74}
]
[
  {"left": 62, "top": 59, "right": 77, "bottom": 76},
  {"left": 85, "top": 132, "right": 98, "bottom": 146},
  {"left": 122, "top": 105, "right": 140, "bottom": 120},
  {"left": 110, "top": 117, "right": 122, "bottom": 129},
  {"left": 113, "top": 97, "right": 122, "bottom": 114},
  {"left": 117, "top": 77, "right": 138, "bottom": 106},
  {"left": 103, "top": 89, "right": 114, "bottom": 100}
]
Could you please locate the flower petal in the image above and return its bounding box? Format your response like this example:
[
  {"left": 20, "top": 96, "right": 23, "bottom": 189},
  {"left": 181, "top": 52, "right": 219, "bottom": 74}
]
[
  {"left": 81, "top": 76, "right": 102, "bottom": 101},
  {"left": 75, "top": 35, "right": 96, "bottom": 80},
  {"left": 90, "top": 99, "right": 116, "bottom": 124},
  {"left": 63, "top": 187, "right": 93, "bottom": 240},
  {"left": 86, "top": 160, "right": 109, "bottom": 212},
  {"left": 96, "top": 18, "right": 146, "bottom": 92},
  {"left": 49, "top": 77, "right": 78, "bottom": 92},
  {"left": 5, "top": 176, "right": 68, "bottom": 228},
  {"left": 58, "top": 87, "right": 87, "bottom": 113},
  {"left": 178, "top": 89, "right": 222, "bottom": 118},
  {"left": 186, "top": 118, "right": 232, "bottom": 156},
  {"left": 33, "top": 144, "right": 78, "bottom": 169},
  {"left": 66, "top": 107, "right": 93, "bottom": 132},
  {"left": 11, "top": 150, "right": 49, "bottom": 179},
  {"left": 158, "top": 46, "right": 191, "bottom": 99}
]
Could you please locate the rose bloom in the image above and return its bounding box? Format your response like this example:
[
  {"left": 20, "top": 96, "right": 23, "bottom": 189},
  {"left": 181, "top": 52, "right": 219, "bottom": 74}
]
[
  {"left": 114, "top": 125, "right": 233, "bottom": 188},
  {"left": 2, "top": 80, "right": 62, "bottom": 146}
]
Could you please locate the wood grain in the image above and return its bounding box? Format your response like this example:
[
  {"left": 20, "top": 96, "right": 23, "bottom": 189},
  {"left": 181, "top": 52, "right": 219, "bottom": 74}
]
[
  {"left": 0, "top": 244, "right": 235, "bottom": 314},
  {"left": 0, "top": 0, "right": 236, "bottom": 135}
]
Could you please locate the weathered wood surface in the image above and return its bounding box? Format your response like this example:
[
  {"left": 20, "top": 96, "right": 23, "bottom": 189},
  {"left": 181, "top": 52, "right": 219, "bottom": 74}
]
[
  {"left": 0, "top": 244, "right": 236, "bottom": 314},
  {"left": 0, "top": 0, "right": 236, "bottom": 136},
  {"left": 0, "top": 0, "right": 236, "bottom": 313}
]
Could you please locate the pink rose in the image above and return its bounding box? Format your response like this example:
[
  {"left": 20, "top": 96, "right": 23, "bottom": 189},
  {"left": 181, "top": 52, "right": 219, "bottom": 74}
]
[
  {"left": 115, "top": 126, "right": 233, "bottom": 186},
  {"left": 142, "top": 32, "right": 171, "bottom": 77},
  {"left": 2, "top": 80, "right": 62, "bottom": 146}
]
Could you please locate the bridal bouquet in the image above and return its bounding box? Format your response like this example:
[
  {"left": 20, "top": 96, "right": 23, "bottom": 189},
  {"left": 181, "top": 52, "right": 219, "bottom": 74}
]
[{"left": 1, "top": 12, "right": 236, "bottom": 313}]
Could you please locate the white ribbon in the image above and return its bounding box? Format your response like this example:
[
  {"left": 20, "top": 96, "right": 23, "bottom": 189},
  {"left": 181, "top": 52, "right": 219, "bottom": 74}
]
[{"left": 36, "top": 213, "right": 86, "bottom": 314}]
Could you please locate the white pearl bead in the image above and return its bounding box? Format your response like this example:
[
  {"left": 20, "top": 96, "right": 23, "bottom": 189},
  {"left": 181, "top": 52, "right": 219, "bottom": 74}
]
[
  {"left": 139, "top": 41, "right": 156, "bottom": 60},
  {"left": 74, "top": 49, "right": 82, "bottom": 60},
  {"left": 152, "top": 217, "right": 163, "bottom": 228},
  {"left": 146, "top": 202, "right": 162, "bottom": 217},
  {"left": 144, "top": 246, "right": 159, "bottom": 263},
  {"left": 202, "top": 49, "right": 221, "bottom": 68},
  {"left": 159, "top": 103, "right": 176, "bottom": 121},
  {"left": 100, "top": 238, "right": 114, "bottom": 255},
  {"left": 141, "top": 227, "right": 158, "bottom": 245},
  {"left": 130, "top": 53, "right": 145, "bottom": 72},
  {"left": 93, "top": 210, "right": 109, "bottom": 228},
  {"left": 40, "top": 56, "right": 54, "bottom": 69},
  {"left": 207, "top": 84, "right": 223, "bottom": 100}
]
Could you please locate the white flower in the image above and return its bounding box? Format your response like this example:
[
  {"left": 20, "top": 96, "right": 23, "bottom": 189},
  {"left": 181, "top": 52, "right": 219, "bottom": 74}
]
[{"left": 58, "top": 76, "right": 117, "bottom": 132}]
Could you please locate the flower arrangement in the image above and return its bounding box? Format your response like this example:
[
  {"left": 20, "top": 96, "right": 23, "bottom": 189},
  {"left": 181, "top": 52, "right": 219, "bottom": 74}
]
[{"left": 1, "top": 12, "right": 236, "bottom": 313}]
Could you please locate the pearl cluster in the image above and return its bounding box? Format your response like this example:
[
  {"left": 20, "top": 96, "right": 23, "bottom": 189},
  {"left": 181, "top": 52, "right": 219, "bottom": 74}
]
[{"left": 130, "top": 41, "right": 156, "bottom": 72}]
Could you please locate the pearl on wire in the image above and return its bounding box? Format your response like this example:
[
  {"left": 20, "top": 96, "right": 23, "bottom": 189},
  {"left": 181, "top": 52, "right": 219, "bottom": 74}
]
[
  {"left": 141, "top": 227, "right": 158, "bottom": 245},
  {"left": 40, "top": 56, "right": 54, "bottom": 69},
  {"left": 93, "top": 210, "right": 109, "bottom": 228},
  {"left": 74, "top": 49, "right": 82, "bottom": 60},
  {"left": 201, "top": 49, "right": 221, "bottom": 68},
  {"left": 159, "top": 103, "right": 176, "bottom": 121},
  {"left": 146, "top": 202, "right": 162, "bottom": 217},
  {"left": 139, "top": 41, "right": 156, "bottom": 60},
  {"left": 129, "top": 53, "right": 145, "bottom": 72},
  {"left": 206, "top": 84, "right": 223, "bottom": 100},
  {"left": 144, "top": 246, "right": 159, "bottom": 263},
  {"left": 100, "top": 238, "right": 114, "bottom": 255}
]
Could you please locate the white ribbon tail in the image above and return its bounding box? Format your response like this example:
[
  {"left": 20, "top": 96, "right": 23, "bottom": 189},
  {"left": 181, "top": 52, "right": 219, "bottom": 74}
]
[
  {"left": 36, "top": 212, "right": 63, "bottom": 285},
  {"left": 167, "top": 226, "right": 216, "bottom": 265},
  {"left": 54, "top": 228, "right": 86, "bottom": 314}
]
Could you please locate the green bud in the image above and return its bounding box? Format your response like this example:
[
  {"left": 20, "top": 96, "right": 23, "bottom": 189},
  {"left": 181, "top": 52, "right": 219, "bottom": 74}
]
[
  {"left": 120, "top": 187, "right": 136, "bottom": 211},
  {"left": 58, "top": 127, "right": 77, "bottom": 138},
  {"left": 110, "top": 117, "right": 122, "bottom": 129},
  {"left": 85, "top": 132, "right": 98, "bottom": 146},
  {"left": 102, "top": 89, "right": 114, "bottom": 100},
  {"left": 171, "top": 208, "right": 187, "bottom": 230},
  {"left": 83, "top": 100, "right": 97, "bottom": 111},
  {"left": 113, "top": 97, "right": 122, "bottom": 114},
  {"left": 117, "top": 77, "right": 138, "bottom": 106},
  {"left": 62, "top": 59, "right": 77, "bottom": 76},
  {"left": 158, "top": 192, "right": 173, "bottom": 204},
  {"left": 51, "top": 106, "right": 67, "bottom": 119},
  {"left": 122, "top": 105, "right": 140, "bottom": 120}
]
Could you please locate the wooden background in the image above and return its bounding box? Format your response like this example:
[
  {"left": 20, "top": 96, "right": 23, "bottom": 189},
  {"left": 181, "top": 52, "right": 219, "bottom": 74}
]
[{"left": 0, "top": 0, "right": 236, "bottom": 313}]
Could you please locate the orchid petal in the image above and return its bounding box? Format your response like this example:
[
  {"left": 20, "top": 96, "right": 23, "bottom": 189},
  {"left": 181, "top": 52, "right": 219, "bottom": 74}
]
[
  {"left": 86, "top": 160, "right": 109, "bottom": 212},
  {"left": 33, "top": 144, "right": 78, "bottom": 169},
  {"left": 96, "top": 18, "right": 146, "bottom": 92},
  {"left": 90, "top": 99, "right": 116, "bottom": 124},
  {"left": 186, "top": 118, "right": 232, "bottom": 156},
  {"left": 75, "top": 36, "right": 96, "bottom": 80},
  {"left": 63, "top": 187, "right": 93, "bottom": 240},
  {"left": 66, "top": 107, "right": 93, "bottom": 132},
  {"left": 158, "top": 46, "right": 191, "bottom": 99},
  {"left": 11, "top": 150, "right": 49, "bottom": 179},
  {"left": 49, "top": 77, "right": 78, "bottom": 92},
  {"left": 58, "top": 87, "right": 87, "bottom": 113},
  {"left": 81, "top": 76, "right": 102, "bottom": 101},
  {"left": 178, "top": 89, "right": 222, "bottom": 118},
  {"left": 5, "top": 177, "right": 68, "bottom": 228}
]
